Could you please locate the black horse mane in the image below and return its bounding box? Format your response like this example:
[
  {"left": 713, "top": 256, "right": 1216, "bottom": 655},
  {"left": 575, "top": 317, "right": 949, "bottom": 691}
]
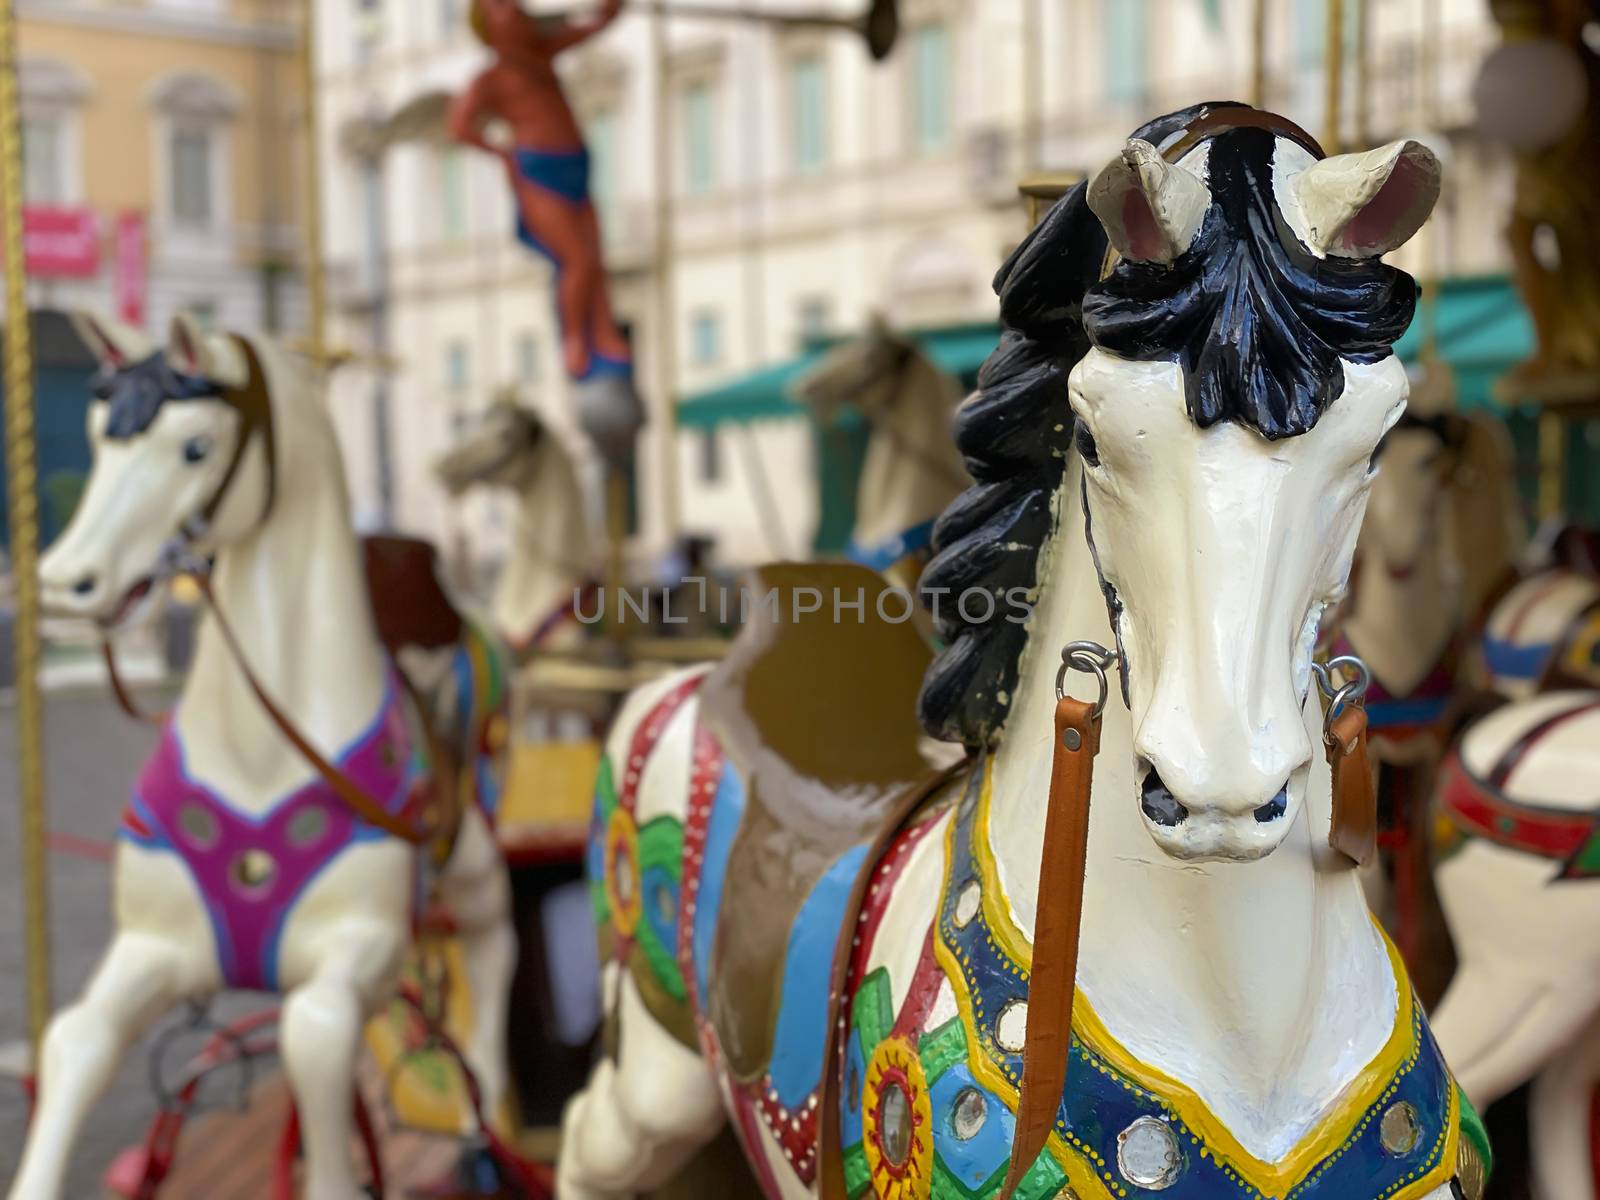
[
  {"left": 917, "top": 103, "right": 1420, "bottom": 748},
  {"left": 95, "top": 352, "right": 221, "bottom": 441}
]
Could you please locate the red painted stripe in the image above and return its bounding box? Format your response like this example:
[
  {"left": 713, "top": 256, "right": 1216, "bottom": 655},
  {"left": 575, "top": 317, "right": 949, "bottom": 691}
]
[
  {"left": 49, "top": 830, "right": 116, "bottom": 863},
  {"left": 677, "top": 724, "right": 724, "bottom": 1012},
  {"left": 618, "top": 674, "right": 705, "bottom": 814},
  {"left": 1440, "top": 753, "right": 1596, "bottom": 860}
]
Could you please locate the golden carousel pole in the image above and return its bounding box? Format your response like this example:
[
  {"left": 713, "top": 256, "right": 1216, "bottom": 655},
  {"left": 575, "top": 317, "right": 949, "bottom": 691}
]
[
  {"left": 1249, "top": 0, "right": 1268, "bottom": 109},
  {"left": 1324, "top": 0, "right": 1345, "bottom": 154},
  {"left": 0, "top": 0, "right": 52, "bottom": 1059}
]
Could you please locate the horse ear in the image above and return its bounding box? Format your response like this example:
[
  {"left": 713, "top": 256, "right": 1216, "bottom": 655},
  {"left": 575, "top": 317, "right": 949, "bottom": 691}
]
[
  {"left": 71, "top": 310, "right": 152, "bottom": 371},
  {"left": 166, "top": 313, "right": 248, "bottom": 387},
  {"left": 1291, "top": 139, "right": 1441, "bottom": 259},
  {"left": 1087, "top": 139, "right": 1210, "bottom": 265}
]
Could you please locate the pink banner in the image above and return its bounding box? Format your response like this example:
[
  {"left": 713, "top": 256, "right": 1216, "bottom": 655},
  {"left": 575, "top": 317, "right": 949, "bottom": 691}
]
[
  {"left": 22, "top": 206, "right": 99, "bottom": 278},
  {"left": 114, "top": 212, "right": 147, "bottom": 327}
]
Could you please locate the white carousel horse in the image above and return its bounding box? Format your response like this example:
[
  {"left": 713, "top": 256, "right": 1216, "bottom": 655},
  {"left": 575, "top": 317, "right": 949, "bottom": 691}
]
[
  {"left": 1328, "top": 374, "right": 1521, "bottom": 980},
  {"left": 1430, "top": 691, "right": 1600, "bottom": 1200},
  {"left": 557, "top": 106, "right": 1484, "bottom": 1199},
  {"left": 1477, "top": 561, "right": 1600, "bottom": 700},
  {"left": 790, "top": 319, "right": 971, "bottom": 587},
  {"left": 13, "top": 314, "right": 517, "bottom": 1200},
  {"left": 435, "top": 396, "right": 594, "bottom": 658}
]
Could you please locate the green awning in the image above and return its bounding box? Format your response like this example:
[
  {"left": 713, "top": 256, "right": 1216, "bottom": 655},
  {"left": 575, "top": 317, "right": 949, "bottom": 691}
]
[
  {"left": 1393, "top": 273, "right": 1533, "bottom": 410},
  {"left": 676, "top": 322, "right": 1000, "bottom": 430}
]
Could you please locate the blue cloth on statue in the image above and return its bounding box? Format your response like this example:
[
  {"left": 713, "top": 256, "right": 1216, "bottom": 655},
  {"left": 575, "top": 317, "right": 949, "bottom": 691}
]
[{"left": 510, "top": 146, "right": 592, "bottom": 205}]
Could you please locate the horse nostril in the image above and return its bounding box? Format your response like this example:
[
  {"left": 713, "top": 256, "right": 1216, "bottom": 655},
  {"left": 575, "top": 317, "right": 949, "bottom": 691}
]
[
  {"left": 1254, "top": 788, "right": 1289, "bottom": 823},
  {"left": 71, "top": 574, "right": 98, "bottom": 598},
  {"left": 1140, "top": 769, "right": 1188, "bottom": 827}
]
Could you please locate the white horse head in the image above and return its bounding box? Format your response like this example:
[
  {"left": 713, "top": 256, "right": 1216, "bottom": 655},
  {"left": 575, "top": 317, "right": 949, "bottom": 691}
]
[
  {"left": 40, "top": 312, "right": 314, "bottom": 626},
  {"left": 432, "top": 394, "right": 594, "bottom": 643},
  {"left": 922, "top": 121, "right": 1440, "bottom": 863},
  {"left": 791, "top": 315, "right": 919, "bottom": 427}
]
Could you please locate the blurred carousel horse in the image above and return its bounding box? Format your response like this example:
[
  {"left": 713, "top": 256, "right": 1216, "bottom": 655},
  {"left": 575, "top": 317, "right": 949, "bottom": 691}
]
[
  {"left": 11, "top": 314, "right": 518, "bottom": 1200},
  {"left": 1327, "top": 368, "right": 1521, "bottom": 982},
  {"left": 1431, "top": 692, "right": 1600, "bottom": 1200},
  {"left": 435, "top": 395, "right": 597, "bottom": 660},
  {"left": 1477, "top": 545, "right": 1600, "bottom": 702},
  {"left": 790, "top": 318, "right": 971, "bottom": 592},
  {"left": 558, "top": 106, "right": 1486, "bottom": 1200}
]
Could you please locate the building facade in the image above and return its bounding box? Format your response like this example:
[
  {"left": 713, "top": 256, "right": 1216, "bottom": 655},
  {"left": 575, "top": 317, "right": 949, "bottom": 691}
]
[
  {"left": 17, "top": 0, "right": 305, "bottom": 341},
  {"left": 314, "top": 0, "right": 1515, "bottom": 570}
]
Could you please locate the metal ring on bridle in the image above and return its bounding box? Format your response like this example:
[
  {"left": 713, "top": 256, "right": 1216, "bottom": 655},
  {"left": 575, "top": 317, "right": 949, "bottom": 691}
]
[
  {"left": 1056, "top": 640, "right": 1116, "bottom": 719},
  {"left": 1311, "top": 654, "right": 1371, "bottom": 741}
]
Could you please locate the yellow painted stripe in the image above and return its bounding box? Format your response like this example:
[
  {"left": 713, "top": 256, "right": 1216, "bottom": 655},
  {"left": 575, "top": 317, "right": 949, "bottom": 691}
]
[{"left": 953, "top": 760, "right": 1444, "bottom": 1197}]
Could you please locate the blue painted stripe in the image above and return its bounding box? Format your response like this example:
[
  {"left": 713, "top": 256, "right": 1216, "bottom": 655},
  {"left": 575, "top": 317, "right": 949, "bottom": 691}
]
[
  {"left": 693, "top": 763, "right": 746, "bottom": 1003},
  {"left": 1367, "top": 695, "right": 1450, "bottom": 730},
  {"left": 1483, "top": 636, "right": 1553, "bottom": 681},
  {"left": 845, "top": 518, "right": 937, "bottom": 575},
  {"left": 767, "top": 843, "right": 869, "bottom": 1109}
]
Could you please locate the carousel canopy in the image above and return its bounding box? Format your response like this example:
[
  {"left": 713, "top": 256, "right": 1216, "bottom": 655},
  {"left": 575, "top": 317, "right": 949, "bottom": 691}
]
[
  {"left": 678, "top": 278, "right": 1530, "bottom": 430},
  {"left": 676, "top": 321, "right": 1000, "bottom": 429}
]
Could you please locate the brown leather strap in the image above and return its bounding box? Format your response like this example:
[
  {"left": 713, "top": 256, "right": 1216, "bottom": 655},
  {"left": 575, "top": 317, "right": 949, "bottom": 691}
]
[
  {"left": 1327, "top": 706, "right": 1377, "bottom": 866},
  {"left": 817, "top": 762, "right": 966, "bottom": 1200},
  {"left": 997, "top": 696, "right": 1101, "bottom": 1200},
  {"left": 102, "top": 640, "right": 166, "bottom": 726},
  {"left": 191, "top": 572, "right": 436, "bottom": 846},
  {"left": 200, "top": 336, "right": 276, "bottom": 531}
]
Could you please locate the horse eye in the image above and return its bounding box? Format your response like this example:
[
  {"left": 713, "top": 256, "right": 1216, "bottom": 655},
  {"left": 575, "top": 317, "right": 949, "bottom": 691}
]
[
  {"left": 182, "top": 436, "right": 211, "bottom": 464},
  {"left": 1074, "top": 423, "right": 1101, "bottom": 467}
]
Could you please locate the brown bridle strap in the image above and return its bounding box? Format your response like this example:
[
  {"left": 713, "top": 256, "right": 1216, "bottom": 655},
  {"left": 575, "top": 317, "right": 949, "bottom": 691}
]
[
  {"left": 102, "top": 639, "right": 165, "bottom": 726},
  {"left": 188, "top": 572, "right": 436, "bottom": 846},
  {"left": 996, "top": 694, "right": 1101, "bottom": 1200}
]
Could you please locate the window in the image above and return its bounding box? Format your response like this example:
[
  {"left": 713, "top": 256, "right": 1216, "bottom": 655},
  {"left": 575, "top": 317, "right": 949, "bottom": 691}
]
[
  {"left": 1104, "top": 0, "right": 1147, "bottom": 104},
  {"left": 439, "top": 0, "right": 461, "bottom": 36},
  {"left": 187, "top": 300, "right": 219, "bottom": 330},
  {"left": 690, "top": 310, "right": 722, "bottom": 366},
  {"left": 682, "top": 81, "right": 716, "bottom": 195},
  {"left": 445, "top": 340, "right": 471, "bottom": 394},
  {"left": 21, "top": 115, "right": 63, "bottom": 206},
  {"left": 798, "top": 296, "right": 832, "bottom": 344},
  {"left": 586, "top": 108, "right": 619, "bottom": 227},
  {"left": 171, "top": 125, "right": 214, "bottom": 227},
  {"left": 443, "top": 149, "right": 467, "bottom": 238},
  {"left": 790, "top": 55, "right": 828, "bottom": 174},
  {"left": 516, "top": 332, "right": 540, "bottom": 384},
  {"left": 909, "top": 24, "right": 951, "bottom": 154}
]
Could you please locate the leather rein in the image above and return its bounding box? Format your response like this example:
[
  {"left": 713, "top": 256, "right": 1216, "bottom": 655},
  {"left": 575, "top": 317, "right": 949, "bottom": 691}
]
[{"left": 101, "top": 337, "right": 445, "bottom": 849}]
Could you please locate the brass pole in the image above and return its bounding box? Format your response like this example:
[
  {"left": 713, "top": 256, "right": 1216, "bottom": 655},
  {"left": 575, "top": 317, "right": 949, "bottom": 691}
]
[
  {"left": 1250, "top": 0, "right": 1268, "bottom": 108},
  {"left": 1354, "top": 0, "right": 1370, "bottom": 147},
  {"left": 0, "top": 0, "right": 52, "bottom": 1058},
  {"left": 1324, "top": 0, "right": 1345, "bottom": 154},
  {"left": 300, "top": 0, "right": 327, "bottom": 366},
  {"left": 1419, "top": 0, "right": 1442, "bottom": 360},
  {"left": 1021, "top": 0, "right": 1044, "bottom": 172}
]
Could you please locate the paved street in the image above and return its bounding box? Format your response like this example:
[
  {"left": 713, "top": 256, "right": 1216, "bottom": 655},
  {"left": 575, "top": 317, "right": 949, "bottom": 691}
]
[{"left": 0, "top": 686, "right": 262, "bottom": 1198}]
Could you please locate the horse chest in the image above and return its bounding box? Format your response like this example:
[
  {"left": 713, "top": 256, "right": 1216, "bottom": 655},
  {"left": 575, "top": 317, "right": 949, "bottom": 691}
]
[
  {"left": 830, "top": 772, "right": 1478, "bottom": 1200},
  {"left": 120, "top": 684, "right": 424, "bottom": 991}
]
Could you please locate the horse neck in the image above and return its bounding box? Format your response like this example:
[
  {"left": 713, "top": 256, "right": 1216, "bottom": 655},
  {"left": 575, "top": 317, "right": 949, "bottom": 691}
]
[
  {"left": 177, "top": 441, "right": 387, "bottom": 805},
  {"left": 984, "top": 461, "right": 1396, "bottom": 1153},
  {"left": 495, "top": 446, "right": 589, "bottom": 643},
  {"left": 852, "top": 359, "right": 967, "bottom": 549},
  {"left": 1341, "top": 533, "right": 1456, "bottom": 696}
]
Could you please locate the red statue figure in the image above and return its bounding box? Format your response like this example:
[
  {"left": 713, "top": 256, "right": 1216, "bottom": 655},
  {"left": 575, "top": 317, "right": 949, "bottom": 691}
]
[{"left": 450, "top": 0, "right": 642, "bottom": 466}]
